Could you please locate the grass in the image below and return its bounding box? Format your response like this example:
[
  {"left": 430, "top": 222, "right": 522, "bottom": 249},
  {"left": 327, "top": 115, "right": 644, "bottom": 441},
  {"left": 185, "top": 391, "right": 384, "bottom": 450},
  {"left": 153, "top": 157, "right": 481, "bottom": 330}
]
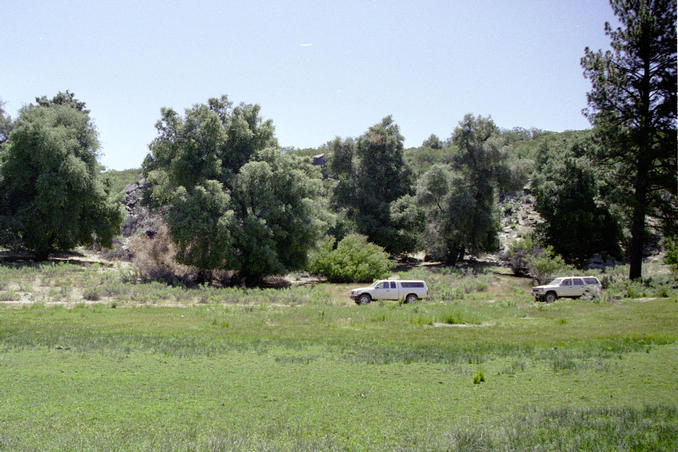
[{"left": 0, "top": 261, "right": 677, "bottom": 450}]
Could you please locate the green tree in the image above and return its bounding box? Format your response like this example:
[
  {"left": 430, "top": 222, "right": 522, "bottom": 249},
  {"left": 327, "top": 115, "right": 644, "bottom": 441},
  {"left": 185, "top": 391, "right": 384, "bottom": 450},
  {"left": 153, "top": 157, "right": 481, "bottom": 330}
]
[
  {"left": 144, "top": 96, "right": 325, "bottom": 284},
  {"left": 330, "top": 116, "right": 415, "bottom": 255},
  {"left": 417, "top": 164, "right": 498, "bottom": 264},
  {"left": 416, "top": 115, "right": 523, "bottom": 264},
  {"left": 0, "top": 92, "right": 123, "bottom": 258},
  {"left": 532, "top": 135, "right": 623, "bottom": 266},
  {"left": 581, "top": 0, "right": 677, "bottom": 279},
  {"left": 0, "top": 99, "right": 12, "bottom": 149},
  {"left": 422, "top": 134, "right": 443, "bottom": 150}
]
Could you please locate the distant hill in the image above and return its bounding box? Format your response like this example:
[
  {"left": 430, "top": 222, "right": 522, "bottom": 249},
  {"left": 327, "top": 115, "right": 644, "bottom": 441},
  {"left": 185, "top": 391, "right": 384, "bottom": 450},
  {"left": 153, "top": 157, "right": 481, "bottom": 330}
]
[{"left": 103, "top": 168, "right": 143, "bottom": 196}]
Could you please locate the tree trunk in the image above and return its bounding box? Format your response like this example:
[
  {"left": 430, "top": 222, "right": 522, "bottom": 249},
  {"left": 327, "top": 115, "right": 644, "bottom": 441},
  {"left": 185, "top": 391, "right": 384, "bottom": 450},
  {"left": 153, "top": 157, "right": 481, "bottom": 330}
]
[
  {"left": 628, "top": 202, "right": 646, "bottom": 280},
  {"left": 629, "top": 157, "right": 650, "bottom": 280}
]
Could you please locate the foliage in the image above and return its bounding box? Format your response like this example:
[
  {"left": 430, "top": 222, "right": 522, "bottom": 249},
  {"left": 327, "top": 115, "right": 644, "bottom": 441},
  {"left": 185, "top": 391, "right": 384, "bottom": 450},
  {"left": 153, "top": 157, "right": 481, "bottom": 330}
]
[
  {"left": 330, "top": 117, "right": 415, "bottom": 255},
  {"left": 664, "top": 237, "right": 678, "bottom": 273},
  {"left": 0, "top": 92, "right": 123, "bottom": 258},
  {"left": 527, "top": 246, "right": 571, "bottom": 284},
  {"left": 416, "top": 115, "right": 523, "bottom": 264},
  {"left": 532, "top": 133, "right": 622, "bottom": 266},
  {"left": 144, "top": 96, "right": 326, "bottom": 284},
  {"left": 129, "top": 224, "right": 200, "bottom": 284},
  {"left": 102, "top": 168, "right": 144, "bottom": 195},
  {"left": 504, "top": 234, "right": 536, "bottom": 276},
  {"left": 581, "top": 0, "right": 677, "bottom": 279},
  {"left": 403, "top": 142, "right": 456, "bottom": 177},
  {"left": 422, "top": 133, "right": 444, "bottom": 150},
  {"left": 308, "top": 234, "right": 394, "bottom": 283},
  {"left": 0, "top": 99, "right": 12, "bottom": 149}
]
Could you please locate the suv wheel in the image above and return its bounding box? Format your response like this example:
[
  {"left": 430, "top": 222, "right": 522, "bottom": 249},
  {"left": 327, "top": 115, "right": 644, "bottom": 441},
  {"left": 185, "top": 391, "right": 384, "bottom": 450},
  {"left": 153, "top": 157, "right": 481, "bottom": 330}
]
[
  {"left": 544, "top": 291, "right": 557, "bottom": 303},
  {"left": 405, "top": 293, "right": 418, "bottom": 304},
  {"left": 357, "top": 293, "right": 371, "bottom": 305}
]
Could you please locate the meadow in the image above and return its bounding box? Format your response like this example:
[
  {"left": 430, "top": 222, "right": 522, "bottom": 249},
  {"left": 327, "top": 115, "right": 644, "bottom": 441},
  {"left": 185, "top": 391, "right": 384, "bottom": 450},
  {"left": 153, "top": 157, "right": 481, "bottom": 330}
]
[{"left": 0, "top": 260, "right": 677, "bottom": 450}]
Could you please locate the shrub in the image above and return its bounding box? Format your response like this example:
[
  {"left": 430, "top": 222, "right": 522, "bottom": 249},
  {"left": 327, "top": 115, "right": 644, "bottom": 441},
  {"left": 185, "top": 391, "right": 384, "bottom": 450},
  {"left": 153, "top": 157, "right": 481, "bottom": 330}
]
[
  {"left": 527, "top": 246, "right": 571, "bottom": 284},
  {"left": 664, "top": 237, "right": 678, "bottom": 273},
  {"left": 82, "top": 287, "right": 101, "bottom": 301},
  {"left": 503, "top": 235, "right": 535, "bottom": 276},
  {"left": 473, "top": 370, "right": 485, "bottom": 384},
  {"left": 128, "top": 224, "right": 198, "bottom": 284},
  {"left": 308, "top": 234, "right": 394, "bottom": 283}
]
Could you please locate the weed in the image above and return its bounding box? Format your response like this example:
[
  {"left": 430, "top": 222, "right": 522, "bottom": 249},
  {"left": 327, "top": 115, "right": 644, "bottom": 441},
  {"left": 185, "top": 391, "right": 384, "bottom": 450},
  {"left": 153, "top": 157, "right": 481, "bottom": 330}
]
[
  {"left": 473, "top": 370, "right": 485, "bottom": 384},
  {"left": 82, "top": 286, "right": 101, "bottom": 301},
  {"left": 0, "top": 290, "right": 19, "bottom": 302}
]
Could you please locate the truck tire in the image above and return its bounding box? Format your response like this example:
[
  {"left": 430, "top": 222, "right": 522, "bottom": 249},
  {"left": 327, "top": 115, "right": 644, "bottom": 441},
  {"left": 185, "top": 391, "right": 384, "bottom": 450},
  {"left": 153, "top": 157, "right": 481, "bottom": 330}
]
[
  {"left": 405, "top": 293, "right": 418, "bottom": 304},
  {"left": 545, "top": 291, "right": 557, "bottom": 303},
  {"left": 357, "top": 293, "right": 371, "bottom": 305}
]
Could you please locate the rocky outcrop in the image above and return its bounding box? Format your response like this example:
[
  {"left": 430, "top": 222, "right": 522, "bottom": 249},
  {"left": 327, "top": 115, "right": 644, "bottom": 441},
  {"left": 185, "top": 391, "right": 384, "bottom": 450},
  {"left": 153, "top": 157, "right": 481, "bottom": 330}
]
[
  {"left": 497, "top": 189, "right": 543, "bottom": 252},
  {"left": 101, "top": 180, "right": 164, "bottom": 260}
]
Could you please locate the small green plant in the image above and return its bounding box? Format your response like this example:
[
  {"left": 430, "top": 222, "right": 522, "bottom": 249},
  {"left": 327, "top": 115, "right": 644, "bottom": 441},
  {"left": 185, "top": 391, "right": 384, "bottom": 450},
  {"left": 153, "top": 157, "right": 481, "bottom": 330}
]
[
  {"left": 211, "top": 318, "right": 229, "bottom": 328},
  {"left": 473, "top": 370, "right": 485, "bottom": 384}
]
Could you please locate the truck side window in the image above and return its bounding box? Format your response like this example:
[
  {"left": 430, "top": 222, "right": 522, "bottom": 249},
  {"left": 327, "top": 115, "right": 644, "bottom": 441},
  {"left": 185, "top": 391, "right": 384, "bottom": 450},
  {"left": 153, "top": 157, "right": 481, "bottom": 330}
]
[
  {"left": 573, "top": 279, "right": 584, "bottom": 286},
  {"left": 562, "top": 279, "right": 572, "bottom": 286},
  {"left": 390, "top": 282, "right": 397, "bottom": 289}
]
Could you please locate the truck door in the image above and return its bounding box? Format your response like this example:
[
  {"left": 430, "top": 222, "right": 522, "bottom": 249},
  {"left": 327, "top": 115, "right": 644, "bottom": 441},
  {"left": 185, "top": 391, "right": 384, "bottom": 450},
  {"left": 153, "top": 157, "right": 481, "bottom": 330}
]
[
  {"left": 560, "top": 278, "right": 574, "bottom": 297},
  {"left": 372, "top": 281, "right": 390, "bottom": 300}
]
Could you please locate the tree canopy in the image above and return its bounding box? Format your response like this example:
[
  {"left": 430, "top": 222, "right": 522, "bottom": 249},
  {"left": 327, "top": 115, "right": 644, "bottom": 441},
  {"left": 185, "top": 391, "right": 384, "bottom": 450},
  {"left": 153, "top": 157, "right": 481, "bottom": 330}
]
[
  {"left": 416, "top": 115, "right": 523, "bottom": 264},
  {"left": 582, "top": 0, "right": 677, "bottom": 279},
  {"left": 0, "top": 92, "right": 123, "bottom": 258},
  {"left": 144, "top": 96, "right": 325, "bottom": 283},
  {"left": 532, "top": 134, "right": 622, "bottom": 265},
  {"left": 330, "top": 116, "right": 416, "bottom": 255},
  {"left": 0, "top": 100, "right": 12, "bottom": 149}
]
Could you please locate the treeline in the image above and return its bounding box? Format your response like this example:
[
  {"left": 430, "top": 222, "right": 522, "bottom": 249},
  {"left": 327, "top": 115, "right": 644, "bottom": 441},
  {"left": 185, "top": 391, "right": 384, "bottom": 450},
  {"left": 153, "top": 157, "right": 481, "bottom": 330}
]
[{"left": 0, "top": 0, "right": 675, "bottom": 283}]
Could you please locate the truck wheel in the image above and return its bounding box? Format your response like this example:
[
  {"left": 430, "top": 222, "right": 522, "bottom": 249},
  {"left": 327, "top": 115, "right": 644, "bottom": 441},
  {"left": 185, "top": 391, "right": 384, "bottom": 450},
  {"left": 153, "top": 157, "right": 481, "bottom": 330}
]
[
  {"left": 545, "top": 292, "right": 557, "bottom": 303},
  {"left": 357, "top": 294, "right": 371, "bottom": 305},
  {"left": 405, "top": 293, "right": 418, "bottom": 304}
]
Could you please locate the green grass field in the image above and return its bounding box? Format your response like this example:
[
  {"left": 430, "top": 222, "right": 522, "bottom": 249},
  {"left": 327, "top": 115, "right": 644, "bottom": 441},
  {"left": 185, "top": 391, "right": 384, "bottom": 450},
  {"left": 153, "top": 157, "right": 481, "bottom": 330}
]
[{"left": 1, "top": 262, "right": 677, "bottom": 450}]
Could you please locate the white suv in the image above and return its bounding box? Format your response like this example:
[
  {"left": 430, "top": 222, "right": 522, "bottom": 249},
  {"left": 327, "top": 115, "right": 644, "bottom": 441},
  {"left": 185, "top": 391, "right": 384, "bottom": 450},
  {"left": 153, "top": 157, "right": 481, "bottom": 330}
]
[
  {"left": 350, "top": 280, "right": 428, "bottom": 305},
  {"left": 532, "top": 276, "right": 602, "bottom": 302}
]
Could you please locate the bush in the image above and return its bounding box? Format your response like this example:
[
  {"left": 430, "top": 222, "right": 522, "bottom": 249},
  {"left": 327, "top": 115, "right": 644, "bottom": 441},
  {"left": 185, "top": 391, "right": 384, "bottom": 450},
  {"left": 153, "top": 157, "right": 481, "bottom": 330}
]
[
  {"left": 664, "top": 237, "right": 678, "bottom": 273},
  {"left": 527, "top": 246, "right": 571, "bottom": 284},
  {"left": 128, "top": 224, "right": 198, "bottom": 284},
  {"left": 309, "top": 234, "right": 394, "bottom": 283},
  {"left": 503, "top": 235, "right": 535, "bottom": 276}
]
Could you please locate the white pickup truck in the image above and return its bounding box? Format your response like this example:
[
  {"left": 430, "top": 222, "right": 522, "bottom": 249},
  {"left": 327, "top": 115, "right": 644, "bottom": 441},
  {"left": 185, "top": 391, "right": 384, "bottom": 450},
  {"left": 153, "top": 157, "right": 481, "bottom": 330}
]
[{"left": 350, "top": 280, "right": 428, "bottom": 305}]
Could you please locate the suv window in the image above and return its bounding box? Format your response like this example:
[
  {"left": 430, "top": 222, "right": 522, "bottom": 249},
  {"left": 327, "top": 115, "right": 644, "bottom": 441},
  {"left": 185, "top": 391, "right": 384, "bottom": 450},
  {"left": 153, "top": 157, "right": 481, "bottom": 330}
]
[
  {"left": 377, "top": 282, "right": 388, "bottom": 289},
  {"left": 573, "top": 278, "right": 584, "bottom": 286},
  {"left": 390, "top": 281, "right": 397, "bottom": 289},
  {"left": 562, "top": 279, "right": 572, "bottom": 286},
  {"left": 402, "top": 282, "right": 424, "bottom": 288},
  {"left": 584, "top": 277, "right": 600, "bottom": 285}
]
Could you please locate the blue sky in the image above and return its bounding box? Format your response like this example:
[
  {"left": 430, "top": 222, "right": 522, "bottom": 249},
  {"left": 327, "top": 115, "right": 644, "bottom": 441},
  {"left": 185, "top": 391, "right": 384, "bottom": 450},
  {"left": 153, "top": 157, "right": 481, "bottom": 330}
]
[{"left": 2, "top": 0, "right": 615, "bottom": 170}]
